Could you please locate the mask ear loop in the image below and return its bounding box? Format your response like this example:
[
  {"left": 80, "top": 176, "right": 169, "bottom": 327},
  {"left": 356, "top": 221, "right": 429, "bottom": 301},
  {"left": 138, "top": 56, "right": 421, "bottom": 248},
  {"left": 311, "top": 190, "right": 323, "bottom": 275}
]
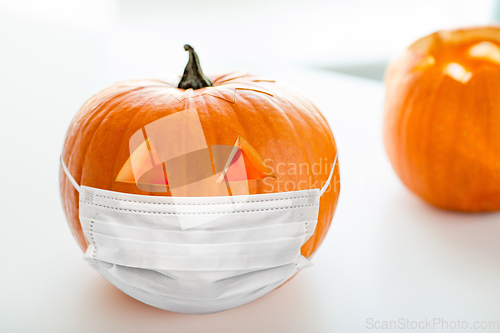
[
  {"left": 60, "top": 156, "right": 81, "bottom": 193},
  {"left": 319, "top": 153, "right": 338, "bottom": 197}
]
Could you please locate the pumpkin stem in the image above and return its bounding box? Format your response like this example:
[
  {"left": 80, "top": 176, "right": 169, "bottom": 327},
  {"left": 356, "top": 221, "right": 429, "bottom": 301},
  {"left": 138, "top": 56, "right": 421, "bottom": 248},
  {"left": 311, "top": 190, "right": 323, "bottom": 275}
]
[{"left": 178, "top": 44, "right": 213, "bottom": 90}]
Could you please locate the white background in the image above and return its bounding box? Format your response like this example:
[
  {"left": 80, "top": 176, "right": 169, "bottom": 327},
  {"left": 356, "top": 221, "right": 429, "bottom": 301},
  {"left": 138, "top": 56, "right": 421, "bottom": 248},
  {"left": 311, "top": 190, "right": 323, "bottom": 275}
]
[{"left": 1, "top": 1, "right": 500, "bottom": 332}]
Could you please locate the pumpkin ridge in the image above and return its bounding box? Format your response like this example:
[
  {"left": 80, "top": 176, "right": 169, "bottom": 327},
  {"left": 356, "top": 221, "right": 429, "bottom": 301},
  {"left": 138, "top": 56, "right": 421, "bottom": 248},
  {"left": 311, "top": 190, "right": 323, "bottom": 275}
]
[
  {"left": 276, "top": 97, "right": 315, "bottom": 189},
  {"left": 66, "top": 88, "right": 143, "bottom": 191},
  {"left": 415, "top": 73, "right": 447, "bottom": 198},
  {"left": 241, "top": 93, "right": 277, "bottom": 191},
  {"left": 438, "top": 76, "right": 461, "bottom": 204},
  {"left": 394, "top": 72, "right": 431, "bottom": 192},
  {"left": 62, "top": 88, "right": 146, "bottom": 250},
  {"left": 80, "top": 88, "right": 150, "bottom": 189},
  {"left": 65, "top": 86, "right": 146, "bottom": 168},
  {"left": 482, "top": 67, "right": 497, "bottom": 204},
  {"left": 270, "top": 93, "right": 334, "bottom": 257},
  {"left": 109, "top": 90, "right": 175, "bottom": 194}
]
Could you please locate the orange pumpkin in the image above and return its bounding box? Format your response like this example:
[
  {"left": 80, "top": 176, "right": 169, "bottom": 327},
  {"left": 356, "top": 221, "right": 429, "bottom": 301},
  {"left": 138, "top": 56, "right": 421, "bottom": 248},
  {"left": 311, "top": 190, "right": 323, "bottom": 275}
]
[
  {"left": 384, "top": 26, "right": 500, "bottom": 212},
  {"left": 60, "top": 45, "right": 340, "bottom": 263}
]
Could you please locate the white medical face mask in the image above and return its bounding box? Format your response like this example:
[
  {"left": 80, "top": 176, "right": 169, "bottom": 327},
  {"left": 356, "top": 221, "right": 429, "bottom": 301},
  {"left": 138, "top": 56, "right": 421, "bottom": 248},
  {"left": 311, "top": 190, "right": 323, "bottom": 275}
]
[{"left": 61, "top": 154, "right": 337, "bottom": 314}]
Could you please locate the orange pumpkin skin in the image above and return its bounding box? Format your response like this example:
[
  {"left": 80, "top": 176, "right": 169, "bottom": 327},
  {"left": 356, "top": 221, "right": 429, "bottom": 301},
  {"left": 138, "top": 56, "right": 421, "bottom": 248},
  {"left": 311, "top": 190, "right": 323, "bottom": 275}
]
[
  {"left": 384, "top": 26, "right": 500, "bottom": 212},
  {"left": 60, "top": 72, "right": 340, "bottom": 261}
]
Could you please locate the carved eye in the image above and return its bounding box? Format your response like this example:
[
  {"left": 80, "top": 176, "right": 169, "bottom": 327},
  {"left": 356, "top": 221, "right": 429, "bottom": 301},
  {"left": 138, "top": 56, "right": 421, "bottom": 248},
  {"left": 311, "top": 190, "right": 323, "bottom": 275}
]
[
  {"left": 468, "top": 41, "right": 500, "bottom": 65},
  {"left": 442, "top": 41, "right": 500, "bottom": 83},
  {"left": 443, "top": 63, "right": 472, "bottom": 83},
  {"left": 115, "top": 137, "right": 168, "bottom": 188},
  {"left": 414, "top": 56, "right": 435, "bottom": 71},
  {"left": 215, "top": 135, "right": 275, "bottom": 183},
  {"left": 412, "top": 40, "right": 500, "bottom": 83}
]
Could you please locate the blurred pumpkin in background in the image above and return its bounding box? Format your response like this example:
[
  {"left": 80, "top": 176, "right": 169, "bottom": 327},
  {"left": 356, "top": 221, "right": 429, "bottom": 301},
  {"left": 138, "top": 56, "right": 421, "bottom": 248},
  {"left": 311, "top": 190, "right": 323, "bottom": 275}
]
[
  {"left": 384, "top": 26, "right": 500, "bottom": 212},
  {"left": 60, "top": 45, "right": 340, "bottom": 263}
]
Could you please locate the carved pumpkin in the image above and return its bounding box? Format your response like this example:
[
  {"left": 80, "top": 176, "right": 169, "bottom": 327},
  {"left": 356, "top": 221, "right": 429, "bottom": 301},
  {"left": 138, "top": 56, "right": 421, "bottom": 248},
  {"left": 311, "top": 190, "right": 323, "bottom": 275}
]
[
  {"left": 384, "top": 26, "right": 500, "bottom": 212},
  {"left": 60, "top": 45, "right": 340, "bottom": 262}
]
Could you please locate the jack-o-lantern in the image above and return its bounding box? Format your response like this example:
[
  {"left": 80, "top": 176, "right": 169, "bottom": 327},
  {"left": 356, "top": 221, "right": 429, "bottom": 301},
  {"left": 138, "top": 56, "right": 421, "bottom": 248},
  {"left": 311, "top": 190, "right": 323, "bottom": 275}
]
[
  {"left": 59, "top": 45, "right": 340, "bottom": 313},
  {"left": 384, "top": 27, "right": 500, "bottom": 212}
]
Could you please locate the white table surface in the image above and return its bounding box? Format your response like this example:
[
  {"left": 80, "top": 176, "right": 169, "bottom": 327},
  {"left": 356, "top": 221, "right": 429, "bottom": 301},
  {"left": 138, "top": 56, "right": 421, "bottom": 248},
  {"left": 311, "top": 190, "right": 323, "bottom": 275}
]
[{"left": 1, "top": 7, "right": 500, "bottom": 333}]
